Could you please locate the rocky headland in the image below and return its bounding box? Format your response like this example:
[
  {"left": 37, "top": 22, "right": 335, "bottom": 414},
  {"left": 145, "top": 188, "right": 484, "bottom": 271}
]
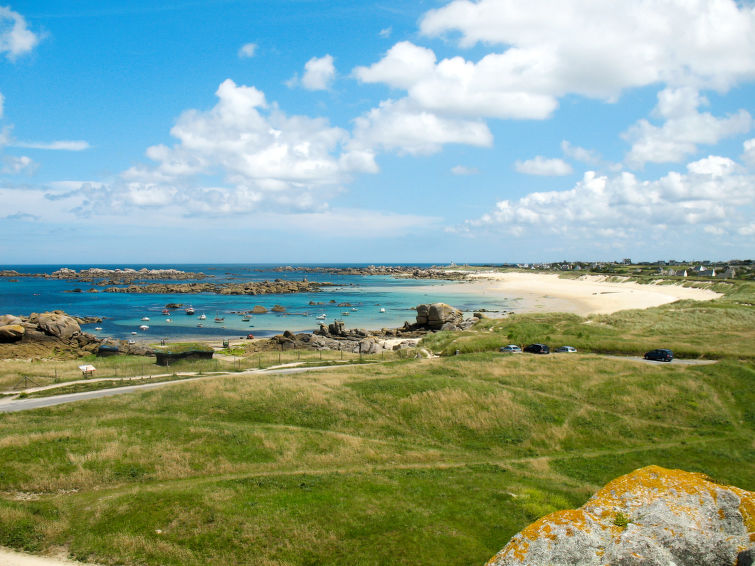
[{"left": 487, "top": 465, "right": 754, "bottom": 566}]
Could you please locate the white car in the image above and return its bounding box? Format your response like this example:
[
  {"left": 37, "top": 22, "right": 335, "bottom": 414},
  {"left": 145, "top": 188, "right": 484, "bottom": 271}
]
[
  {"left": 555, "top": 346, "right": 577, "bottom": 353},
  {"left": 499, "top": 344, "right": 523, "bottom": 353}
]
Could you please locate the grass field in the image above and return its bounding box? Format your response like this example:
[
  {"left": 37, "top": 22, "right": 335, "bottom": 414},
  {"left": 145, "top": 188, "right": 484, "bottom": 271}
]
[{"left": 0, "top": 281, "right": 752, "bottom": 565}]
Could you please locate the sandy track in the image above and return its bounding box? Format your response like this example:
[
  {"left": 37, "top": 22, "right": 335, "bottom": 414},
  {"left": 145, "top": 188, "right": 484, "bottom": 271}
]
[{"left": 0, "top": 548, "right": 100, "bottom": 566}]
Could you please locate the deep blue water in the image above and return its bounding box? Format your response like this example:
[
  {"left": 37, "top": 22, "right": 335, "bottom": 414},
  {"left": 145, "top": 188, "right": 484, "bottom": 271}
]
[{"left": 0, "top": 264, "right": 514, "bottom": 341}]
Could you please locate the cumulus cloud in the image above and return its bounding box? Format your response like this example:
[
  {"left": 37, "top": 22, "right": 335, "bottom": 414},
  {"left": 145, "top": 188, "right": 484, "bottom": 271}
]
[
  {"left": 623, "top": 87, "right": 751, "bottom": 168},
  {"left": 464, "top": 155, "right": 755, "bottom": 239},
  {"left": 742, "top": 138, "right": 755, "bottom": 168},
  {"left": 289, "top": 55, "right": 336, "bottom": 91},
  {"left": 14, "top": 140, "right": 91, "bottom": 151},
  {"left": 451, "top": 165, "right": 478, "bottom": 175},
  {"left": 351, "top": 98, "right": 492, "bottom": 156},
  {"left": 420, "top": 0, "right": 755, "bottom": 94},
  {"left": 515, "top": 156, "right": 572, "bottom": 176},
  {"left": 0, "top": 6, "right": 42, "bottom": 61},
  {"left": 238, "top": 42, "right": 256, "bottom": 58},
  {"left": 113, "top": 79, "right": 377, "bottom": 215},
  {"left": 354, "top": 41, "right": 559, "bottom": 120},
  {"left": 561, "top": 141, "right": 600, "bottom": 165},
  {"left": 2, "top": 154, "right": 36, "bottom": 174}
]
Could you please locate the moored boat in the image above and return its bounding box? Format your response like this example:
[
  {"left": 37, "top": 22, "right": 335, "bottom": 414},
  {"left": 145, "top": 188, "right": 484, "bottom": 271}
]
[{"left": 185, "top": 306, "right": 195, "bottom": 315}]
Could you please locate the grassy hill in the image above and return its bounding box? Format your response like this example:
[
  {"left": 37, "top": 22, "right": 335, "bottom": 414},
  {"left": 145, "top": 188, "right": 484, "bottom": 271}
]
[{"left": 0, "top": 281, "right": 752, "bottom": 565}]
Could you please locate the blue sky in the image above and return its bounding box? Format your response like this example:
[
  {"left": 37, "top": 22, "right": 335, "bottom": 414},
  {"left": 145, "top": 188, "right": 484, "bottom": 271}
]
[{"left": 1, "top": 0, "right": 754, "bottom": 264}]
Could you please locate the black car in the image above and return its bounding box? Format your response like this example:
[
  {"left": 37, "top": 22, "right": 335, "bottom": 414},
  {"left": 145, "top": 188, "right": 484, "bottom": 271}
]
[
  {"left": 524, "top": 343, "right": 550, "bottom": 354},
  {"left": 644, "top": 348, "right": 673, "bottom": 362}
]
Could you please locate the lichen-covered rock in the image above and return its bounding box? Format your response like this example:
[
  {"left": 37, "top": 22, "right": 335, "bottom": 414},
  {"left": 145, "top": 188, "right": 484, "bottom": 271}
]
[{"left": 487, "top": 465, "right": 754, "bottom": 566}]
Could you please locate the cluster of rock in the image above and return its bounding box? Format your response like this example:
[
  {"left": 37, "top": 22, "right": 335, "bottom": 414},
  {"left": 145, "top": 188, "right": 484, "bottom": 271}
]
[
  {"left": 258, "top": 303, "right": 478, "bottom": 354},
  {"left": 487, "top": 465, "right": 754, "bottom": 566},
  {"left": 95, "top": 279, "right": 330, "bottom": 296},
  {"left": 0, "top": 267, "right": 208, "bottom": 283},
  {"left": 269, "top": 265, "right": 469, "bottom": 280},
  {"left": 0, "top": 311, "right": 101, "bottom": 358}
]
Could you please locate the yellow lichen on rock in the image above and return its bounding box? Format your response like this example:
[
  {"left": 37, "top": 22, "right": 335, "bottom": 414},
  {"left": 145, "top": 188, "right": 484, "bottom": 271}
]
[{"left": 486, "top": 465, "right": 754, "bottom": 566}]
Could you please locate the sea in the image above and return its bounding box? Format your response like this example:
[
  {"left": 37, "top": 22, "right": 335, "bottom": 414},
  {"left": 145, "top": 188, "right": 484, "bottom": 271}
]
[{"left": 0, "top": 264, "right": 515, "bottom": 342}]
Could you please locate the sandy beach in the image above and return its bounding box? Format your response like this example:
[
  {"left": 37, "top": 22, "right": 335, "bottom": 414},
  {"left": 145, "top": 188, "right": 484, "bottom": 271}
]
[{"left": 449, "top": 272, "right": 721, "bottom": 316}]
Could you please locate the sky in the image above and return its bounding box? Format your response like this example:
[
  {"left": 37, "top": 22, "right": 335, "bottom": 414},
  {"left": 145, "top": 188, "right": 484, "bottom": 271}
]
[{"left": 1, "top": 0, "right": 754, "bottom": 264}]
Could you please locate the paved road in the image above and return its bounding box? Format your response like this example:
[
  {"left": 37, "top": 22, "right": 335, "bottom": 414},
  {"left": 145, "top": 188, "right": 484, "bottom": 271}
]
[{"left": 0, "top": 366, "right": 330, "bottom": 414}]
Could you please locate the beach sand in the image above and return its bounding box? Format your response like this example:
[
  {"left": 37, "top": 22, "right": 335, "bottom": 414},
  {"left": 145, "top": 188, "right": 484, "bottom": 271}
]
[{"left": 443, "top": 272, "right": 721, "bottom": 316}]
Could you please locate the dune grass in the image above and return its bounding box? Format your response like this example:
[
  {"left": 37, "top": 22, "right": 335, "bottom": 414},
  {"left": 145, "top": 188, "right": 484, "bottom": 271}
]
[{"left": 0, "top": 284, "right": 752, "bottom": 565}]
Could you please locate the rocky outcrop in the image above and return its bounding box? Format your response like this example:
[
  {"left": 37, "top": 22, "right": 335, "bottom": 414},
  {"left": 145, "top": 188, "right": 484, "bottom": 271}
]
[
  {"left": 0, "top": 311, "right": 101, "bottom": 358},
  {"left": 412, "top": 303, "right": 466, "bottom": 331},
  {"left": 101, "top": 279, "right": 330, "bottom": 295},
  {"left": 0, "top": 324, "right": 24, "bottom": 343},
  {"left": 487, "top": 465, "right": 754, "bottom": 566}
]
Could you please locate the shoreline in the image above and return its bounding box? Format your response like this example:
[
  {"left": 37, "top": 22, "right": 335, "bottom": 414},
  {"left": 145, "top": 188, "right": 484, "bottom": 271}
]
[{"left": 446, "top": 272, "right": 722, "bottom": 316}]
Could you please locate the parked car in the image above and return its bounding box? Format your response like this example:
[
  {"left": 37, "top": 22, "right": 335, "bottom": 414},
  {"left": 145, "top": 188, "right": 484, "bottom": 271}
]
[
  {"left": 644, "top": 348, "right": 673, "bottom": 362},
  {"left": 555, "top": 346, "right": 577, "bottom": 353},
  {"left": 499, "top": 344, "right": 522, "bottom": 353},
  {"left": 524, "top": 343, "right": 550, "bottom": 354}
]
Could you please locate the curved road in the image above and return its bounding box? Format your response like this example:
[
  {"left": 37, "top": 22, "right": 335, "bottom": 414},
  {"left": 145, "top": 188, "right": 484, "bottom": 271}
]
[{"left": 0, "top": 366, "right": 326, "bottom": 414}]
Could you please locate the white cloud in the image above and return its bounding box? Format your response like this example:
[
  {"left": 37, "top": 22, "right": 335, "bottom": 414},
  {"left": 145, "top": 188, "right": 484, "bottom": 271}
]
[
  {"left": 420, "top": 0, "right": 755, "bottom": 94},
  {"left": 742, "top": 138, "right": 755, "bottom": 167},
  {"left": 238, "top": 42, "right": 257, "bottom": 59},
  {"left": 351, "top": 98, "right": 492, "bottom": 156},
  {"left": 451, "top": 165, "right": 478, "bottom": 175},
  {"left": 561, "top": 140, "right": 600, "bottom": 165},
  {"left": 623, "top": 87, "right": 751, "bottom": 168},
  {"left": 354, "top": 41, "right": 559, "bottom": 120},
  {"left": 0, "top": 92, "right": 4, "bottom": 119},
  {"left": 1, "top": 154, "right": 36, "bottom": 174},
  {"left": 290, "top": 55, "right": 336, "bottom": 91},
  {"left": 464, "top": 155, "right": 755, "bottom": 239},
  {"left": 515, "top": 156, "right": 572, "bottom": 176},
  {"left": 13, "top": 140, "right": 91, "bottom": 151},
  {"left": 379, "top": 27, "right": 392, "bottom": 38},
  {"left": 0, "top": 6, "right": 42, "bottom": 61},
  {"left": 113, "top": 78, "right": 377, "bottom": 215}
]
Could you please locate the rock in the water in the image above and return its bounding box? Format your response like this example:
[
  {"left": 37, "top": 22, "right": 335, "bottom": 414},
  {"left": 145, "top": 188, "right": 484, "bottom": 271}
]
[
  {"left": 0, "top": 324, "right": 25, "bottom": 343},
  {"left": 487, "top": 465, "right": 754, "bottom": 566},
  {"left": 252, "top": 305, "right": 267, "bottom": 314}
]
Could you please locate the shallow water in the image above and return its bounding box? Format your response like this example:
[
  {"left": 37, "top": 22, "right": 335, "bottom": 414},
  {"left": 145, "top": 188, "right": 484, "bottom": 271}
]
[{"left": 0, "top": 264, "right": 515, "bottom": 341}]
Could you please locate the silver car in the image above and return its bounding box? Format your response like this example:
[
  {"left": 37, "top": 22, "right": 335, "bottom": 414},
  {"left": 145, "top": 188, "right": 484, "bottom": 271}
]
[
  {"left": 555, "top": 346, "right": 577, "bottom": 353},
  {"left": 500, "top": 344, "right": 523, "bottom": 353}
]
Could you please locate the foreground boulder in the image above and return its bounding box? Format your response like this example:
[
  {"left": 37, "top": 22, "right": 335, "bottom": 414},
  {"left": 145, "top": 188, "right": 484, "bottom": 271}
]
[
  {"left": 415, "top": 303, "right": 464, "bottom": 330},
  {"left": 0, "top": 324, "right": 25, "bottom": 343},
  {"left": 0, "top": 311, "right": 101, "bottom": 358},
  {"left": 487, "top": 465, "right": 754, "bottom": 566}
]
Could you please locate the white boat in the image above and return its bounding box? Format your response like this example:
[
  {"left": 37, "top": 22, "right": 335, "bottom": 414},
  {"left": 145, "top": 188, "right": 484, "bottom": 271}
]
[
  {"left": 185, "top": 306, "right": 195, "bottom": 315},
  {"left": 316, "top": 314, "right": 327, "bottom": 320},
  {"left": 141, "top": 316, "right": 150, "bottom": 321},
  {"left": 131, "top": 331, "right": 137, "bottom": 335},
  {"left": 95, "top": 326, "right": 103, "bottom": 331},
  {"left": 198, "top": 313, "right": 206, "bottom": 320},
  {"left": 165, "top": 318, "right": 172, "bottom": 322},
  {"left": 241, "top": 315, "right": 251, "bottom": 322},
  {"left": 352, "top": 307, "right": 358, "bottom": 311},
  {"left": 341, "top": 311, "right": 350, "bottom": 316},
  {"left": 139, "top": 325, "right": 149, "bottom": 331},
  {"left": 379, "top": 307, "right": 386, "bottom": 313}
]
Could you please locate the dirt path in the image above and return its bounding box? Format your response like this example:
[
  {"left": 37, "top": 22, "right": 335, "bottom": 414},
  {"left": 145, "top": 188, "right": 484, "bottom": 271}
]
[{"left": 0, "top": 548, "right": 100, "bottom": 566}]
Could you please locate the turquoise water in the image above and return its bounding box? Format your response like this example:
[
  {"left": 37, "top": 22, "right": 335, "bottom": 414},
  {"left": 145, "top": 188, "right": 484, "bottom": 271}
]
[{"left": 0, "top": 264, "right": 514, "bottom": 341}]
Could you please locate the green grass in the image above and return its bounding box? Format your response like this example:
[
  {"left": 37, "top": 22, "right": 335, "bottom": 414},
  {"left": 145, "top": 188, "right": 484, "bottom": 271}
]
[{"left": 0, "top": 283, "right": 752, "bottom": 565}]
